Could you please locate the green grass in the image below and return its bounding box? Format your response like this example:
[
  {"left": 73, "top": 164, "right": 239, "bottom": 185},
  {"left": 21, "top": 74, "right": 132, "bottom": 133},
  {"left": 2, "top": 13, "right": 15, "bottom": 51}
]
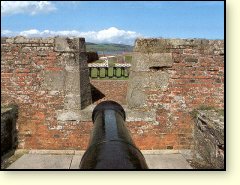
[{"left": 86, "top": 43, "right": 133, "bottom": 52}]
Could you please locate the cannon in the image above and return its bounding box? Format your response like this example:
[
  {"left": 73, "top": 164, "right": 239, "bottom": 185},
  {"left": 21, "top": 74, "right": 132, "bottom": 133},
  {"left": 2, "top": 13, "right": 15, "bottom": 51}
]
[{"left": 79, "top": 101, "right": 148, "bottom": 169}]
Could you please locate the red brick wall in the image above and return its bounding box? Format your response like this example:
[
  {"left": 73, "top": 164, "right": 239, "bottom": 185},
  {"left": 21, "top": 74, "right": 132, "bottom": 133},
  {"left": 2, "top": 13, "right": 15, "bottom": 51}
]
[
  {"left": 1, "top": 37, "right": 224, "bottom": 151},
  {"left": 127, "top": 117, "right": 193, "bottom": 150},
  {"left": 145, "top": 54, "right": 224, "bottom": 150},
  {"left": 126, "top": 39, "right": 224, "bottom": 150},
  {"left": 90, "top": 79, "right": 128, "bottom": 105},
  {"left": 1, "top": 37, "right": 93, "bottom": 150}
]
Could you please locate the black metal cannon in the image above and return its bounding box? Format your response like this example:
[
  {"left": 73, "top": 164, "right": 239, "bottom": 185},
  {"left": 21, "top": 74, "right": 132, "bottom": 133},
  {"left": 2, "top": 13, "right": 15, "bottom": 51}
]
[{"left": 79, "top": 101, "right": 148, "bottom": 169}]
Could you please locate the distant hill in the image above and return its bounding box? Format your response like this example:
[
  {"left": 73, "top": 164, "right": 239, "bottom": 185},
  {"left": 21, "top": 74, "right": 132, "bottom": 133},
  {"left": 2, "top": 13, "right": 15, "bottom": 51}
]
[{"left": 86, "top": 42, "right": 133, "bottom": 53}]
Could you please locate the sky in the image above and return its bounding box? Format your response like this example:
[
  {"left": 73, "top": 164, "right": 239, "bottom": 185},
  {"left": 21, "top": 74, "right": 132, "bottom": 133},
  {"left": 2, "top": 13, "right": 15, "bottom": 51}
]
[{"left": 1, "top": 1, "right": 224, "bottom": 45}]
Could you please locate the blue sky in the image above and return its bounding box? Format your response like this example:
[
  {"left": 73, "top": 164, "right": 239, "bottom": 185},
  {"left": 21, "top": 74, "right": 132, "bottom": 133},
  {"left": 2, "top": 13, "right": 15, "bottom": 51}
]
[{"left": 1, "top": 1, "right": 224, "bottom": 45}]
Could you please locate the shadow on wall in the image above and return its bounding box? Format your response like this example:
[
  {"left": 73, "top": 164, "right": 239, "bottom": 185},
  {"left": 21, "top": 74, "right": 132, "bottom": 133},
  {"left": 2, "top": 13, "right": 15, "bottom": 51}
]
[
  {"left": 1, "top": 104, "right": 18, "bottom": 162},
  {"left": 90, "top": 84, "right": 105, "bottom": 103}
]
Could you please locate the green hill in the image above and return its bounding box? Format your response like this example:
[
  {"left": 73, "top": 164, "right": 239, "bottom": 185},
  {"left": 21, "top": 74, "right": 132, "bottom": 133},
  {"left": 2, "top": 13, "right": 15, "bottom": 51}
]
[{"left": 86, "top": 42, "right": 133, "bottom": 52}]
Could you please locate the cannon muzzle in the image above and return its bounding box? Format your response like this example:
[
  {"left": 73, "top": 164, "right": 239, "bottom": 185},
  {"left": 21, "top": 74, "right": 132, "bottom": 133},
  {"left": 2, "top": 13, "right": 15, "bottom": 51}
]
[{"left": 79, "top": 101, "right": 148, "bottom": 169}]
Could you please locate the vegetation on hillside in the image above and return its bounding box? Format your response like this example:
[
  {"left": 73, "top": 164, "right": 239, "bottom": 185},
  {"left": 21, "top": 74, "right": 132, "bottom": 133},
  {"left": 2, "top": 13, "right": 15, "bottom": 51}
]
[{"left": 86, "top": 42, "right": 133, "bottom": 52}]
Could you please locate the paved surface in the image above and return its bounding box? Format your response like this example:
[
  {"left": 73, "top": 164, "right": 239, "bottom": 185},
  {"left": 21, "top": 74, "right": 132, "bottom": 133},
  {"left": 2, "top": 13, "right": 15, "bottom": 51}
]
[{"left": 7, "top": 152, "right": 192, "bottom": 169}]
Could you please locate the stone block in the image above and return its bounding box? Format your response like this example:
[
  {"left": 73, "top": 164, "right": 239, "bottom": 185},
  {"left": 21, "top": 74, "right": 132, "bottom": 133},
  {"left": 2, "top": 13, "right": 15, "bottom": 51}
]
[
  {"left": 125, "top": 108, "right": 156, "bottom": 122},
  {"left": 70, "top": 155, "right": 83, "bottom": 169},
  {"left": 79, "top": 104, "right": 95, "bottom": 121},
  {"left": 131, "top": 52, "right": 149, "bottom": 71},
  {"left": 128, "top": 71, "right": 169, "bottom": 91},
  {"left": 28, "top": 38, "right": 40, "bottom": 44},
  {"left": 41, "top": 70, "right": 65, "bottom": 91},
  {"left": 149, "top": 71, "right": 169, "bottom": 89},
  {"left": 148, "top": 53, "right": 173, "bottom": 68},
  {"left": 54, "top": 37, "right": 73, "bottom": 52},
  {"left": 65, "top": 71, "right": 80, "bottom": 94},
  {"left": 6, "top": 38, "right": 14, "bottom": 44},
  {"left": 58, "top": 53, "right": 76, "bottom": 69},
  {"left": 168, "top": 39, "right": 188, "bottom": 47},
  {"left": 134, "top": 38, "right": 170, "bottom": 53},
  {"left": 56, "top": 110, "right": 81, "bottom": 121},
  {"left": 41, "top": 38, "right": 54, "bottom": 44},
  {"left": 54, "top": 37, "right": 86, "bottom": 52},
  {"left": 132, "top": 49, "right": 173, "bottom": 72},
  {"left": 64, "top": 94, "right": 81, "bottom": 110},
  {"left": 7, "top": 154, "right": 73, "bottom": 169},
  {"left": 128, "top": 71, "right": 151, "bottom": 89},
  {"left": 14, "top": 36, "right": 29, "bottom": 44},
  {"left": 144, "top": 153, "right": 192, "bottom": 169},
  {"left": 127, "top": 89, "right": 147, "bottom": 109}
]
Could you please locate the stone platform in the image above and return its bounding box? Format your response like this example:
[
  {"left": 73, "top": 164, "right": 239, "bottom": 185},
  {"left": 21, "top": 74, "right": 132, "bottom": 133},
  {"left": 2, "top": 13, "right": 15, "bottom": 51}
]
[{"left": 6, "top": 150, "right": 192, "bottom": 169}]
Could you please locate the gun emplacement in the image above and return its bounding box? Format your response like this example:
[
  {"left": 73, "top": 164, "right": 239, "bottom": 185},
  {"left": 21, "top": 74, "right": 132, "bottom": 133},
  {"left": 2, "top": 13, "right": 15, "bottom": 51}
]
[{"left": 79, "top": 101, "right": 148, "bottom": 169}]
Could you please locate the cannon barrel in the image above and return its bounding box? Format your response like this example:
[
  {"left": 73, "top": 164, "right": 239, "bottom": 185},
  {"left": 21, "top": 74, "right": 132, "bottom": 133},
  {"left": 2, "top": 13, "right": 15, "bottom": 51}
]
[{"left": 79, "top": 101, "right": 148, "bottom": 169}]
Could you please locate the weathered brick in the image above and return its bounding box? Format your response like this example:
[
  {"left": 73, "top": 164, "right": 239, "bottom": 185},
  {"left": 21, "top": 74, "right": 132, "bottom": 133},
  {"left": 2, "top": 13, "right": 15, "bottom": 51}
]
[{"left": 1, "top": 37, "right": 224, "bottom": 151}]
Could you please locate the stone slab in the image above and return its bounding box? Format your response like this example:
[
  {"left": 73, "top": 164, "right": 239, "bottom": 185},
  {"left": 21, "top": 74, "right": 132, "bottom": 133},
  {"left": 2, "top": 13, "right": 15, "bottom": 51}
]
[
  {"left": 131, "top": 53, "right": 173, "bottom": 71},
  {"left": 70, "top": 155, "right": 83, "bottom": 169},
  {"left": 7, "top": 154, "right": 73, "bottom": 169},
  {"left": 125, "top": 108, "right": 156, "bottom": 122},
  {"left": 6, "top": 152, "right": 192, "bottom": 169},
  {"left": 41, "top": 70, "right": 65, "bottom": 91},
  {"left": 144, "top": 153, "right": 192, "bottom": 169},
  {"left": 56, "top": 110, "right": 81, "bottom": 121}
]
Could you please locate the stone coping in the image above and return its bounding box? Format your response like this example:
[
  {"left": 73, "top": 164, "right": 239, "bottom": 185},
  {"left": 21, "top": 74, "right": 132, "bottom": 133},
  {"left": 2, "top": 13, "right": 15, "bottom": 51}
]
[{"left": 15, "top": 149, "right": 190, "bottom": 155}]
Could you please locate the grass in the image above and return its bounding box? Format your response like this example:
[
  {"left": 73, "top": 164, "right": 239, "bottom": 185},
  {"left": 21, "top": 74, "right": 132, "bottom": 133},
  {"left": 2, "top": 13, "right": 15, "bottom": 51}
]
[{"left": 86, "top": 43, "right": 133, "bottom": 52}]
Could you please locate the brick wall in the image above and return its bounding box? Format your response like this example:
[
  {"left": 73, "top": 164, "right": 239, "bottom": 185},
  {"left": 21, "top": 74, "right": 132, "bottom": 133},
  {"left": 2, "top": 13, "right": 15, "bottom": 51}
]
[
  {"left": 126, "top": 38, "right": 224, "bottom": 150},
  {"left": 1, "top": 36, "right": 92, "bottom": 150},
  {"left": 1, "top": 37, "right": 224, "bottom": 151},
  {"left": 90, "top": 79, "right": 128, "bottom": 105}
]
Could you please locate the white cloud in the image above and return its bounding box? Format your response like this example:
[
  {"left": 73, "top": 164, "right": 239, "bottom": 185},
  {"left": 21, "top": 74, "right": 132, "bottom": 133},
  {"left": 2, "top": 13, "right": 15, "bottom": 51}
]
[
  {"left": 1, "top": 1, "right": 56, "bottom": 15},
  {"left": 1, "top": 27, "right": 141, "bottom": 45},
  {"left": 2, "top": 30, "right": 13, "bottom": 35}
]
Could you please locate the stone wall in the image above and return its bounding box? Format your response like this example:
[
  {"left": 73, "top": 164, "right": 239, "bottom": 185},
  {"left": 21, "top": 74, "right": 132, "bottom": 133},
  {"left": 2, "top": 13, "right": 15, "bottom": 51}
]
[
  {"left": 193, "top": 110, "right": 224, "bottom": 169},
  {"left": 1, "top": 36, "right": 92, "bottom": 149},
  {"left": 126, "top": 38, "right": 224, "bottom": 150},
  {"left": 1, "top": 105, "right": 18, "bottom": 156}
]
